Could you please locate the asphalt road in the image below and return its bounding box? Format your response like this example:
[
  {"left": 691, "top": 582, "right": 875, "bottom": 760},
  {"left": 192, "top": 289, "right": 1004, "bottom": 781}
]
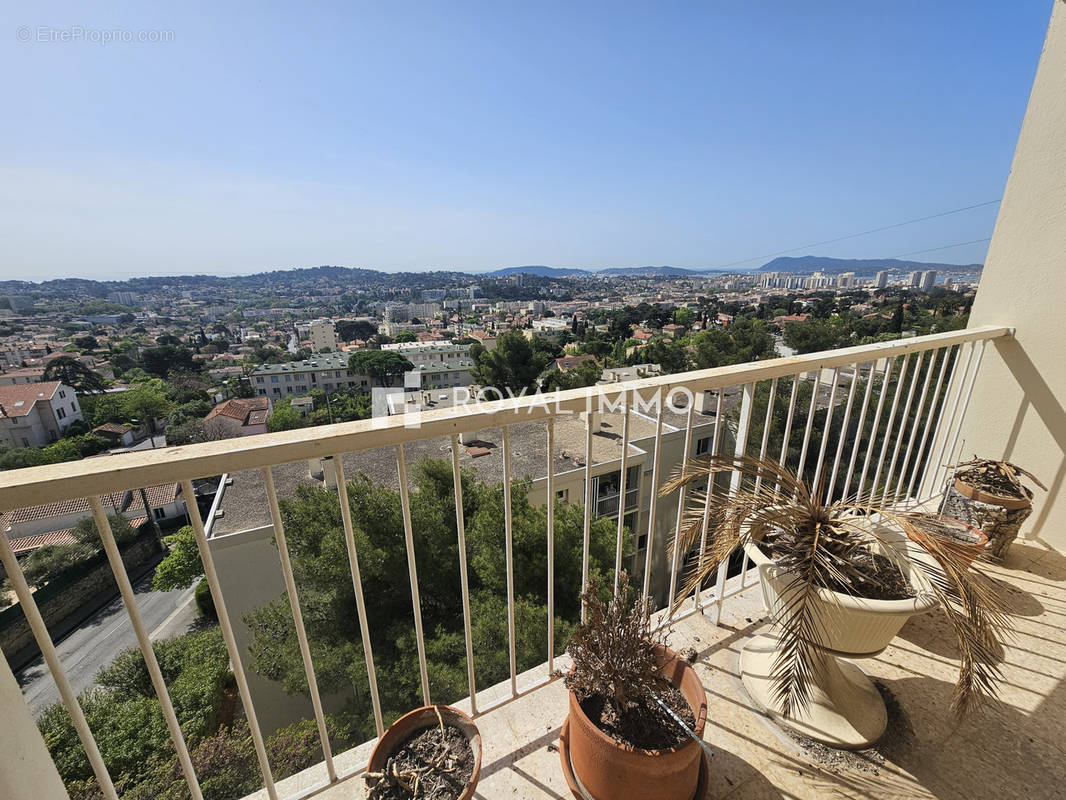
[{"left": 16, "top": 566, "right": 198, "bottom": 716}]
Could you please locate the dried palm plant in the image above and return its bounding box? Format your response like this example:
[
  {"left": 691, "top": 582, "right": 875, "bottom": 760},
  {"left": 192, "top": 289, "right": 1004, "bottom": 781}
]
[
  {"left": 952, "top": 457, "right": 1046, "bottom": 500},
  {"left": 659, "top": 453, "right": 1014, "bottom": 715}
]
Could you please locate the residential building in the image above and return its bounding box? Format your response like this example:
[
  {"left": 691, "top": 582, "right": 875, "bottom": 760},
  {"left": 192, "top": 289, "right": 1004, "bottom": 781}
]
[
  {"left": 0, "top": 382, "right": 82, "bottom": 448},
  {"left": 205, "top": 397, "right": 271, "bottom": 437},
  {"left": 107, "top": 291, "right": 139, "bottom": 306},
  {"left": 909, "top": 270, "right": 922, "bottom": 287},
  {"left": 250, "top": 353, "right": 371, "bottom": 398},
  {"left": 875, "top": 270, "right": 890, "bottom": 288},
  {"left": 920, "top": 270, "right": 938, "bottom": 292},
  {"left": 549, "top": 354, "right": 598, "bottom": 372},
  {"left": 309, "top": 318, "right": 338, "bottom": 353}
]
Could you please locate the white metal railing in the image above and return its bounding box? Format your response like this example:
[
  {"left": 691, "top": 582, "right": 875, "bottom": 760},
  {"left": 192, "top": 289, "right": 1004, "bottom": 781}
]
[{"left": 0, "top": 325, "right": 1009, "bottom": 800}]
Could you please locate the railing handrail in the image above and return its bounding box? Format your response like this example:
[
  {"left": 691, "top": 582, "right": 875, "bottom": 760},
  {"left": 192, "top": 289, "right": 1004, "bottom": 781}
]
[{"left": 0, "top": 325, "right": 1011, "bottom": 511}]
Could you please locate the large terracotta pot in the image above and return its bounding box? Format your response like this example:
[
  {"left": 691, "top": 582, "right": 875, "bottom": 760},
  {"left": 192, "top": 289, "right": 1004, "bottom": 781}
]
[
  {"left": 367, "top": 705, "right": 482, "bottom": 800},
  {"left": 563, "top": 645, "right": 708, "bottom": 800},
  {"left": 741, "top": 529, "right": 938, "bottom": 748}
]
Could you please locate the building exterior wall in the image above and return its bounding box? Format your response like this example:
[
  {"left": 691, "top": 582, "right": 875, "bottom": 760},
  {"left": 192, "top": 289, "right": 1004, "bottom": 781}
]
[{"left": 951, "top": 3, "right": 1066, "bottom": 552}]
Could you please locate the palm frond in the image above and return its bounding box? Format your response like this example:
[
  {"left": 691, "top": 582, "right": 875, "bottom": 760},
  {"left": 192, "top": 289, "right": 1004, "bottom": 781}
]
[{"left": 659, "top": 453, "right": 1015, "bottom": 715}]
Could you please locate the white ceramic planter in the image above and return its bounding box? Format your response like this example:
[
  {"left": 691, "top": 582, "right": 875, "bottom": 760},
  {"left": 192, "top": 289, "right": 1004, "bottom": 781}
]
[{"left": 740, "top": 530, "right": 938, "bottom": 748}]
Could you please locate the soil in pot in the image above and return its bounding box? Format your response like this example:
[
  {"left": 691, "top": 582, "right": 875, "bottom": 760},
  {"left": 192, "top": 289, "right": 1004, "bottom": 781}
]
[
  {"left": 760, "top": 536, "right": 915, "bottom": 602},
  {"left": 366, "top": 723, "right": 474, "bottom": 800},
  {"left": 577, "top": 674, "right": 696, "bottom": 751}
]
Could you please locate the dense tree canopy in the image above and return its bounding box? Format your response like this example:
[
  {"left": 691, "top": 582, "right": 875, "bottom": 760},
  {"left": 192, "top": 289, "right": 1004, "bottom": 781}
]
[
  {"left": 244, "top": 457, "right": 622, "bottom": 741},
  {"left": 43, "top": 356, "right": 109, "bottom": 393},
  {"left": 470, "top": 330, "right": 552, "bottom": 394},
  {"left": 348, "top": 350, "right": 414, "bottom": 387}
]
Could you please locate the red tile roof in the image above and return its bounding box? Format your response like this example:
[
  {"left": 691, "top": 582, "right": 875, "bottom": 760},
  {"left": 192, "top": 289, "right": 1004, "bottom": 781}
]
[
  {"left": 0, "top": 381, "right": 62, "bottom": 418},
  {"left": 11, "top": 530, "right": 76, "bottom": 554},
  {"left": 206, "top": 397, "right": 270, "bottom": 425}
]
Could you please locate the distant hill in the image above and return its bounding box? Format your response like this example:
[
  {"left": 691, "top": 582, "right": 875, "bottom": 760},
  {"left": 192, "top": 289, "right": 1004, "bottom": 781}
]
[
  {"left": 485, "top": 265, "right": 591, "bottom": 277},
  {"left": 486, "top": 265, "right": 716, "bottom": 278},
  {"left": 758, "top": 256, "right": 983, "bottom": 275}
]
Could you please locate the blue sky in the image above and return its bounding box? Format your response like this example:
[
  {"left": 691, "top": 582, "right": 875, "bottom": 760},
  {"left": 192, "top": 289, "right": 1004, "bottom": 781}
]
[{"left": 0, "top": 1, "right": 1053, "bottom": 280}]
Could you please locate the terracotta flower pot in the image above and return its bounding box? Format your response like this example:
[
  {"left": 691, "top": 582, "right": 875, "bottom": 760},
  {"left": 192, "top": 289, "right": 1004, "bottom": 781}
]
[
  {"left": 562, "top": 645, "right": 708, "bottom": 800},
  {"left": 954, "top": 477, "right": 1032, "bottom": 511},
  {"left": 367, "top": 705, "right": 482, "bottom": 800},
  {"left": 905, "top": 514, "right": 988, "bottom": 570}
]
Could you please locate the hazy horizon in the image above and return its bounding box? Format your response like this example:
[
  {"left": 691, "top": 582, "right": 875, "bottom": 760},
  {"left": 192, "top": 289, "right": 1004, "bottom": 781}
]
[{"left": 1, "top": 2, "right": 1050, "bottom": 281}]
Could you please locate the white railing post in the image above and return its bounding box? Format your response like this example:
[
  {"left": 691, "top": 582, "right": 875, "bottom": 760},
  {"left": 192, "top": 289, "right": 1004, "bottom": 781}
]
[
  {"left": 181, "top": 479, "right": 278, "bottom": 800},
  {"left": 502, "top": 426, "right": 518, "bottom": 697},
  {"left": 613, "top": 392, "right": 631, "bottom": 595},
  {"left": 261, "top": 469, "right": 336, "bottom": 782},
  {"left": 331, "top": 457, "right": 385, "bottom": 736},
  {"left": 0, "top": 530, "right": 119, "bottom": 800},
  {"left": 641, "top": 390, "right": 665, "bottom": 605},
  {"left": 394, "top": 445, "right": 431, "bottom": 705},
  {"left": 544, "top": 420, "right": 556, "bottom": 675},
  {"left": 89, "top": 497, "right": 204, "bottom": 799}
]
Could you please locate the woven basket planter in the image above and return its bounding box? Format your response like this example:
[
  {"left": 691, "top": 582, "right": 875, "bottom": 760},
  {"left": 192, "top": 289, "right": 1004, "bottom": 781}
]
[{"left": 939, "top": 481, "right": 1033, "bottom": 561}]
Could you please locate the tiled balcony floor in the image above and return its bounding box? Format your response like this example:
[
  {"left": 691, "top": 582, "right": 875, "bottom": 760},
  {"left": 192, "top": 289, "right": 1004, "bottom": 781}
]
[{"left": 250, "top": 540, "right": 1066, "bottom": 800}]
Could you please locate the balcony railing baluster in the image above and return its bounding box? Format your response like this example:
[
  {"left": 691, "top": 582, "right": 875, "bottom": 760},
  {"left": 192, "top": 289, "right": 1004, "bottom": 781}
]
[
  {"left": 906, "top": 344, "right": 954, "bottom": 501},
  {"left": 826, "top": 362, "right": 862, "bottom": 501},
  {"left": 544, "top": 420, "right": 555, "bottom": 676},
  {"left": 580, "top": 404, "right": 594, "bottom": 625},
  {"left": 182, "top": 479, "right": 278, "bottom": 800},
  {"left": 870, "top": 353, "right": 912, "bottom": 502},
  {"left": 613, "top": 392, "right": 632, "bottom": 596},
  {"left": 795, "top": 370, "right": 821, "bottom": 487},
  {"left": 811, "top": 367, "right": 843, "bottom": 491},
  {"left": 941, "top": 338, "right": 989, "bottom": 491},
  {"left": 842, "top": 361, "right": 882, "bottom": 499},
  {"left": 89, "top": 496, "right": 206, "bottom": 798},
  {"left": 925, "top": 341, "right": 978, "bottom": 498},
  {"left": 0, "top": 529, "right": 120, "bottom": 800},
  {"left": 694, "top": 385, "right": 725, "bottom": 611},
  {"left": 880, "top": 352, "right": 925, "bottom": 506},
  {"left": 856, "top": 357, "right": 897, "bottom": 500},
  {"left": 892, "top": 350, "right": 937, "bottom": 505},
  {"left": 501, "top": 425, "right": 518, "bottom": 697},
  {"left": 395, "top": 444, "right": 431, "bottom": 705},
  {"left": 332, "top": 456, "right": 384, "bottom": 736},
  {"left": 262, "top": 467, "right": 336, "bottom": 782},
  {"left": 641, "top": 390, "right": 666, "bottom": 604},
  {"left": 667, "top": 398, "right": 697, "bottom": 621}
]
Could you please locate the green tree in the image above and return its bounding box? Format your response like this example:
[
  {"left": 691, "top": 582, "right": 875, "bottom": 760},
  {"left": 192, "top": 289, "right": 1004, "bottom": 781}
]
[
  {"left": 266, "top": 397, "right": 307, "bottom": 432},
  {"left": 542, "top": 359, "right": 601, "bottom": 391},
  {"left": 43, "top": 356, "right": 109, "bottom": 393},
  {"left": 152, "top": 526, "right": 204, "bottom": 591},
  {"left": 335, "top": 319, "right": 378, "bottom": 343},
  {"left": 73, "top": 335, "right": 99, "bottom": 351},
  {"left": 348, "top": 350, "right": 413, "bottom": 387},
  {"left": 691, "top": 318, "right": 776, "bottom": 369},
  {"left": 243, "top": 457, "right": 619, "bottom": 742},
  {"left": 782, "top": 318, "right": 850, "bottom": 354},
  {"left": 470, "top": 330, "right": 551, "bottom": 394},
  {"left": 392, "top": 330, "right": 417, "bottom": 343}
]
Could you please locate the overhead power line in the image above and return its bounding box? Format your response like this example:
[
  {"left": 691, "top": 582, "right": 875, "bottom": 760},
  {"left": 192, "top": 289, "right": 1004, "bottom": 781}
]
[
  {"left": 709, "top": 199, "right": 1000, "bottom": 270},
  {"left": 884, "top": 237, "right": 991, "bottom": 260}
]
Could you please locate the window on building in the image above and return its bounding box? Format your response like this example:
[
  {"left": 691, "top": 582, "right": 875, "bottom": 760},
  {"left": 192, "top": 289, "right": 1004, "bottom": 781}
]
[
  {"left": 273, "top": 388, "right": 281, "bottom": 395},
  {"left": 637, "top": 533, "right": 648, "bottom": 551},
  {"left": 56, "top": 407, "right": 66, "bottom": 419},
  {"left": 21, "top": 437, "right": 29, "bottom": 447},
  {"left": 695, "top": 436, "right": 712, "bottom": 456},
  {"left": 153, "top": 508, "right": 165, "bottom": 520},
  {"left": 285, "top": 374, "right": 292, "bottom": 382},
  {"left": 59, "top": 390, "right": 66, "bottom": 399},
  {"left": 71, "top": 402, "right": 77, "bottom": 412},
  {"left": 258, "top": 389, "right": 266, "bottom": 396},
  {"left": 555, "top": 488, "right": 568, "bottom": 503},
  {"left": 286, "top": 386, "right": 293, "bottom": 393},
  {"left": 271, "top": 376, "right": 279, "bottom": 383},
  {"left": 256, "top": 377, "right": 264, "bottom": 384}
]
